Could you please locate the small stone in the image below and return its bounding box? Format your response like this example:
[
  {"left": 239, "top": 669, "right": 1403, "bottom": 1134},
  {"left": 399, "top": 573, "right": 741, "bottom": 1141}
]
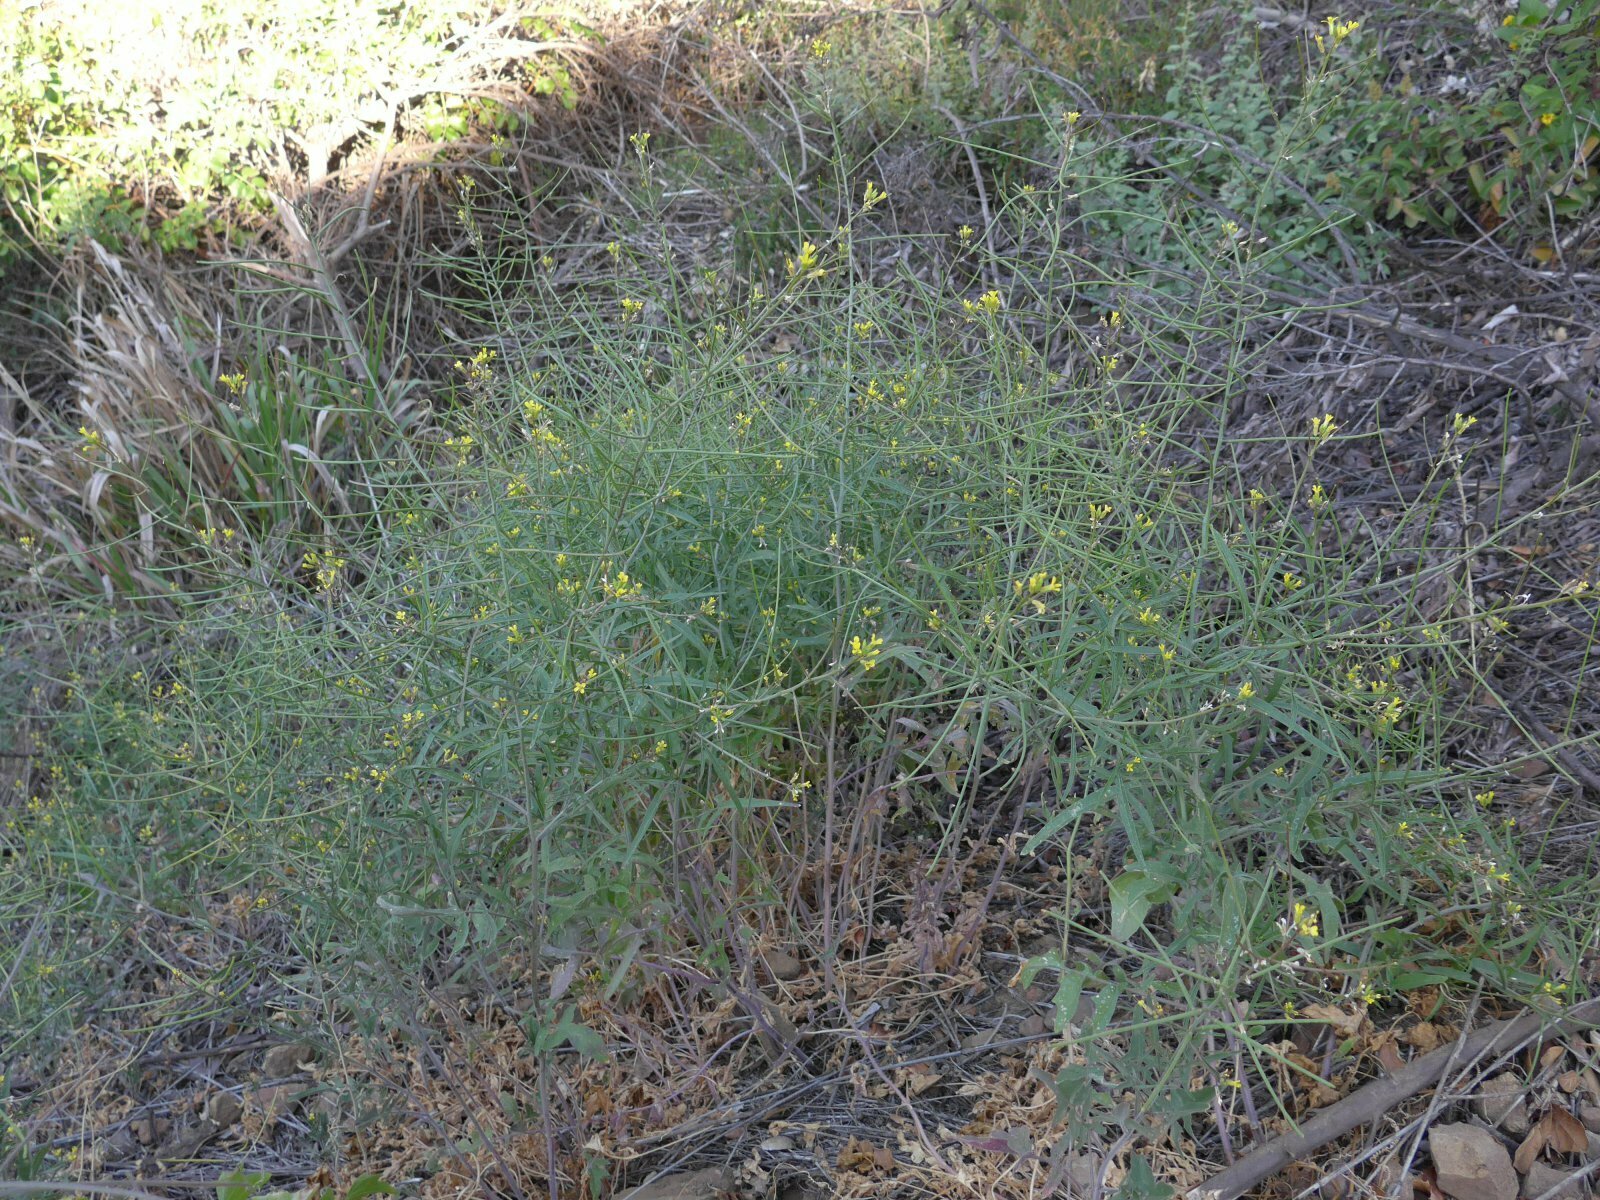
[
  {"left": 960, "top": 1026, "right": 999, "bottom": 1050},
  {"left": 1432, "top": 1124, "right": 1518, "bottom": 1200},
  {"left": 99, "top": 1126, "right": 139, "bottom": 1162},
  {"left": 134, "top": 1115, "right": 171, "bottom": 1146},
  {"left": 158, "top": 1118, "right": 221, "bottom": 1161},
  {"left": 247, "top": 1084, "right": 293, "bottom": 1124},
  {"left": 759, "top": 1135, "right": 795, "bottom": 1152},
  {"left": 763, "top": 951, "right": 804, "bottom": 982},
  {"left": 207, "top": 1092, "right": 243, "bottom": 1126},
  {"left": 1519, "top": 1163, "right": 1586, "bottom": 1200},
  {"left": 1475, "top": 1073, "right": 1532, "bottom": 1136},
  {"left": 262, "top": 1042, "right": 312, "bottom": 1077},
  {"left": 616, "top": 1167, "right": 729, "bottom": 1200},
  {"left": 1018, "top": 1011, "right": 1047, "bottom": 1038}
]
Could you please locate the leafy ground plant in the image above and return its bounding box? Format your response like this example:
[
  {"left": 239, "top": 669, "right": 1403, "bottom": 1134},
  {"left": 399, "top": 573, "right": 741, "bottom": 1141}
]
[
  {"left": 2, "top": 5, "right": 1598, "bottom": 1198},
  {"left": 8, "top": 110, "right": 1597, "bottom": 1194}
]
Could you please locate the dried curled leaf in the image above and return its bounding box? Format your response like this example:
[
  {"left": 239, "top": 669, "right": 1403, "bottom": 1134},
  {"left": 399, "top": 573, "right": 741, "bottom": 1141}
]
[{"left": 1513, "top": 1107, "right": 1588, "bottom": 1174}]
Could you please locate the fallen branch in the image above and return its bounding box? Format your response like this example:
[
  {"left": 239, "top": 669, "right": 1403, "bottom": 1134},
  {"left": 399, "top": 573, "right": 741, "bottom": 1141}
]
[
  {"left": 1187, "top": 998, "right": 1600, "bottom": 1200},
  {"left": 0, "top": 1184, "right": 208, "bottom": 1200}
]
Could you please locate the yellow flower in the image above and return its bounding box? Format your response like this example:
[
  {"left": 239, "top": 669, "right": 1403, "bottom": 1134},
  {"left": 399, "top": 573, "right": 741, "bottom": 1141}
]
[
  {"left": 1014, "top": 572, "right": 1064, "bottom": 614},
  {"left": 862, "top": 181, "right": 888, "bottom": 211},
  {"left": 601, "top": 570, "right": 644, "bottom": 600},
  {"left": 1237, "top": 681, "right": 1256, "bottom": 700},
  {"left": 1539, "top": 112, "right": 1555, "bottom": 127},
  {"left": 787, "top": 240, "right": 825, "bottom": 279},
  {"left": 849, "top": 633, "right": 885, "bottom": 672},
  {"left": 1016, "top": 572, "right": 1063, "bottom": 598},
  {"left": 1292, "top": 901, "right": 1319, "bottom": 937}
]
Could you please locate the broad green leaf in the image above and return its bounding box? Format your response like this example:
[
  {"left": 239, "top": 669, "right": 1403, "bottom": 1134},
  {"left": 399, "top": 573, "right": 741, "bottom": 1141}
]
[
  {"left": 1052, "top": 967, "right": 1087, "bottom": 1034},
  {"left": 345, "top": 1175, "right": 397, "bottom": 1200},
  {"left": 1109, "top": 869, "right": 1167, "bottom": 942}
]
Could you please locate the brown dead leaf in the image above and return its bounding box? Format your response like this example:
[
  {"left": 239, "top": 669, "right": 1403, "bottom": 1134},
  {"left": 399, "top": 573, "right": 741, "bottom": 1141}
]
[
  {"left": 1558, "top": 1071, "right": 1579, "bottom": 1094},
  {"left": 1579, "top": 1068, "right": 1599, "bottom": 1103},
  {"left": 1284, "top": 1050, "right": 1320, "bottom": 1075},
  {"left": 897, "top": 1063, "right": 942, "bottom": 1097},
  {"left": 1513, "top": 1129, "right": 1544, "bottom": 1176},
  {"left": 1305, "top": 1081, "right": 1343, "bottom": 1108},
  {"left": 1514, "top": 1108, "right": 1589, "bottom": 1173},
  {"left": 1545, "top": 1107, "right": 1587, "bottom": 1153},
  {"left": 1405, "top": 1022, "right": 1443, "bottom": 1052},
  {"left": 1303, "top": 1003, "right": 1365, "bottom": 1039},
  {"left": 1285, "top": 1161, "right": 1321, "bottom": 1191},
  {"left": 1407, "top": 988, "right": 1442, "bottom": 1019},
  {"left": 1414, "top": 1166, "right": 1448, "bottom": 1200},
  {"left": 1541, "top": 1044, "right": 1567, "bottom": 1071},
  {"left": 1372, "top": 1034, "right": 1406, "bottom": 1076},
  {"left": 837, "top": 1137, "right": 882, "bottom": 1174}
]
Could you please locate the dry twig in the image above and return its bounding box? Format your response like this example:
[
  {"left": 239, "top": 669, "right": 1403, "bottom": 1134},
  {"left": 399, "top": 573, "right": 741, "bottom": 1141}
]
[{"left": 1187, "top": 998, "right": 1600, "bottom": 1200}]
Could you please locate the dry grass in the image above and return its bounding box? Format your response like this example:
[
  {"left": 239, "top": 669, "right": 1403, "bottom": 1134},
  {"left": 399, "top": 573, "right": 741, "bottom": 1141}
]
[{"left": 0, "top": 0, "right": 856, "bottom": 597}]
